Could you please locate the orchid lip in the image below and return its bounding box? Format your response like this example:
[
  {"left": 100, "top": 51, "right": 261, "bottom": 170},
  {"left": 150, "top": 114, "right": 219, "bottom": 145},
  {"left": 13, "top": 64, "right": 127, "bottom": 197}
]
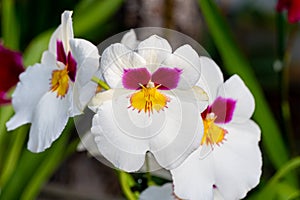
[{"left": 122, "top": 67, "right": 181, "bottom": 115}]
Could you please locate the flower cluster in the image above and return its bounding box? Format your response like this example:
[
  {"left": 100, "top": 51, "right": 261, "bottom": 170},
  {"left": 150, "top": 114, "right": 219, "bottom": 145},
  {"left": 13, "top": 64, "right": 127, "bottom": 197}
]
[{"left": 5, "top": 11, "right": 262, "bottom": 200}]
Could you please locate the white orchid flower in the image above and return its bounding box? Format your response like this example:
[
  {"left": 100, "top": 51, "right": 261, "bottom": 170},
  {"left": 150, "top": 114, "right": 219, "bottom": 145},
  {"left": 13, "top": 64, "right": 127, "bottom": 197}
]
[
  {"left": 6, "top": 11, "right": 99, "bottom": 152},
  {"left": 171, "top": 57, "right": 262, "bottom": 200},
  {"left": 90, "top": 30, "right": 208, "bottom": 172}
]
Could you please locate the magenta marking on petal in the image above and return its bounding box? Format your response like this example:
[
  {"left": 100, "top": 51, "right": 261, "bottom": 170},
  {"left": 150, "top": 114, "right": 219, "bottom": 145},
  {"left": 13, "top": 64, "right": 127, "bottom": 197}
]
[
  {"left": 122, "top": 68, "right": 151, "bottom": 90},
  {"left": 67, "top": 52, "right": 77, "bottom": 82},
  {"left": 56, "top": 40, "right": 67, "bottom": 64},
  {"left": 151, "top": 67, "right": 182, "bottom": 90},
  {"left": 208, "top": 97, "right": 237, "bottom": 124}
]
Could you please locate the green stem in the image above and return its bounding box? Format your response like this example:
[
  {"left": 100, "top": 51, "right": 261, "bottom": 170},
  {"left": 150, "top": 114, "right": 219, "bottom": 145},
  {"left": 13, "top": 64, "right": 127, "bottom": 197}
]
[
  {"left": 280, "top": 25, "right": 298, "bottom": 156},
  {"left": 119, "top": 171, "right": 138, "bottom": 200},
  {"left": 258, "top": 157, "right": 300, "bottom": 199},
  {"left": 91, "top": 76, "right": 110, "bottom": 90},
  {"left": 0, "top": 125, "right": 28, "bottom": 186}
]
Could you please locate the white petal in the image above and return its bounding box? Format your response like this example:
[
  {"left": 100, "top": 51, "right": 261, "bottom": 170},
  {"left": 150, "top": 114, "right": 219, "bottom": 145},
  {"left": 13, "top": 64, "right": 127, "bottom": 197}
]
[
  {"left": 150, "top": 96, "right": 203, "bottom": 170},
  {"left": 196, "top": 56, "right": 224, "bottom": 102},
  {"left": 121, "top": 29, "right": 139, "bottom": 50},
  {"left": 49, "top": 11, "right": 74, "bottom": 54},
  {"left": 213, "top": 120, "right": 262, "bottom": 200},
  {"left": 91, "top": 100, "right": 148, "bottom": 172},
  {"left": 88, "top": 89, "right": 114, "bottom": 113},
  {"left": 6, "top": 54, "right": 54, "bottom": 130},
  {"left": 171, "top": 148, "right": 215, "bottom": 200},
  {"left": 137, "top": 35, "right": 172, "bottom": 69},
  {"left": 70, "top": 38, "right": 99, "bottom": 115},
  {"left": 139, "top": 183, "right": 174, "bottom": 200},
  {"left": 167, "top": 87, "right": 208, "bottom": 113},
  {"left": 115, "top": 88, "right": 203, "bottom": 170},
  {"left": 163, "top": 45, "right": 201, "bottom": 89},
  {"left": 100, "top": 43, "right": 146, "bottom": 88},
  {"left": 27, "top": 91, "right": 71, "bottom": 152},
  {"left": 218, "top": 75, "right": 255, "bottom": 123}
]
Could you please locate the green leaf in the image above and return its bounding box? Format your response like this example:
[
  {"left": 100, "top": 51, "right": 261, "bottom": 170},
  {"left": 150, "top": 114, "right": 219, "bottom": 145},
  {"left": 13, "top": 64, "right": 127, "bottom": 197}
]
[
  {"left": 23, "top": 30, "right": 53, "bottom": 66},
  {"left": 256, "top": 157, "right": 300, "bottom": 199},
  {"left": 20, "top": 120, "right": 74, "bottom": 200},
  {"left": 0, "top": 120, "right": 73, "bottom": 200},
  {"left": 276, "top": 182, "right": 300, "bottom": 200},
  {"left": 0, "top": 125, "right": 28, "bottom": 186},
  {"left": 73, "top": 0, "right": 123, "bottom": 36},
  {"left": 198, "top": 0, "right": 289, "bottom": 172},
  {"left": 1, "top": 0, "right": 20, "bottom": 50}
]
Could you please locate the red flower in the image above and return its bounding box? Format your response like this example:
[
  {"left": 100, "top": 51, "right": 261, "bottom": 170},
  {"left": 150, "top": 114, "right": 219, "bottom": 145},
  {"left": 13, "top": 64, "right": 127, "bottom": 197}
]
[
  {"left": 276, "top": 0, "right": 300, "bottom": 23},
  {"left": 0, "top": 44, "right": 24, "bottom": 105}
]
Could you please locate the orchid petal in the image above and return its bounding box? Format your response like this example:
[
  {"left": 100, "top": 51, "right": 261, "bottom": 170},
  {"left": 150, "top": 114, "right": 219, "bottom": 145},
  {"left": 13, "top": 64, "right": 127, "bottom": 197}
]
[
  {"left": 27, "top": 91, "right": 71, "bottom": 152},
  {"left": 217, "top": 75, "right": 255, "bottom": 123},
  {"left": 163, "top": 45, "right": 201, "bottom": 89},
  {"left": 101, "top": 43, "right": 146, "bottom": 88},
  {"left": 121, "top": 29, "right": 139, "bottom": 50},
  {"left": 56, "top": 40, "right": 67, "bottom": 64},
  {"left": 139, "top": 183, "right": 175, "bottom": 200},
  {"left": 151, "top": 67, "right": 182, "bottom": 90},
  {"left": 49, "top": 11, "right": 74, "bottom": 55},
  {"left": 88, "top": 89, "right": 114, "bottom": 113},
  {"left": 91, "top": 100, "right": 148, "bottom": 172},
  {"left": 122, "top": 68, "right": 151, "bottom": 90},
  {"left": 69, "top": 38, "right": 99, "bottom": 115},
  {"left": 137, "top": 35, "right": 172, "bottom": 69},
  {"left": 196, "top": 56, "right": 223, "bottom": 102},
  {"left": 171, "top": 148, "right": 215, "bottom": 200},
  {"left": 6, "top": 52, "right": 55, "bottom": 130},
  {"left": 213, "top": 120, "right": 262, "bottom": 200},
  {"left": 149, "top": 92, "right": 203, "bottom": 170},
  {"left": 208, "top": 97, "right": 236, "bottom": 124}
]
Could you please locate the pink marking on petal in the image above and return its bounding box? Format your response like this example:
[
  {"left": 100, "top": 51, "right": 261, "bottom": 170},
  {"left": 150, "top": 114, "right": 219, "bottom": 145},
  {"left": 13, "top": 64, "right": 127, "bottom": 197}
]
[
  {"left": 56, "top": 40, "right": 67, "bottom": 64},
  {"left": 122, "top": 68, "right": 151, "bottom": 90},
  {"left": 151, "top": 67, "right": 182, "bottom": 90},
  {"left": 67, "top": 52, "right": 77, "bottom": 82},
  {"left": 207, "top": 97, "right": 236, "bottom": 124}
]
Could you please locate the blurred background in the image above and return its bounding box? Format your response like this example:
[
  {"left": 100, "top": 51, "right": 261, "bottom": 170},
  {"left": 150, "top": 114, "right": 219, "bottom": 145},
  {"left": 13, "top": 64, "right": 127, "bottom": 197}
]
[{"left": 0, "top": 0, "right": 299, "bottom": 199}]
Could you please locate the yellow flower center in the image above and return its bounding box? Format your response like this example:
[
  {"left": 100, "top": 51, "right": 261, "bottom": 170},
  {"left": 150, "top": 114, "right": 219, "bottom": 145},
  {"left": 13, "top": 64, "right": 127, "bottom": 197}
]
[
  {"left": 201, "top": 113, "right": 227, "bottom": 146},
  {"left": 129, "top": 81, "right": 170, "bottom": 115},
  {"left": 50, "top": 68, "right": 69, "bottom": 98}
]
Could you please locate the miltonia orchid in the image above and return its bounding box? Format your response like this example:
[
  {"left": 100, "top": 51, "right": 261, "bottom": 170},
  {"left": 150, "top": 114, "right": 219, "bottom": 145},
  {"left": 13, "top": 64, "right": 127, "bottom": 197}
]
[
  {"left": 89, "top": 30, "right": 208, "bottom": 172},
  {"left": 6, "top": 11, "right": 99, "bottom": 152},
  {"left": 171, "top": 57, "right": 262, "bottom": 200}
]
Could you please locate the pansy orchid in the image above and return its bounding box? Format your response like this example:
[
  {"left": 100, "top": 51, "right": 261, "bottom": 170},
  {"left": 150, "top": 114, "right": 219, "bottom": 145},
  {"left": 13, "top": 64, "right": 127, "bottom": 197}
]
[
  {"left": 0, "top": 44, "right": 24, "bottom": 105},
  {"left": 171, "top": 57, "right": 262, "bottom": 200},
  {"left": 89, "top": 31, "right": 208, "bottom": 172},
  {"left": 6, "top": 11, "right": 99, "bottom": 152}
]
